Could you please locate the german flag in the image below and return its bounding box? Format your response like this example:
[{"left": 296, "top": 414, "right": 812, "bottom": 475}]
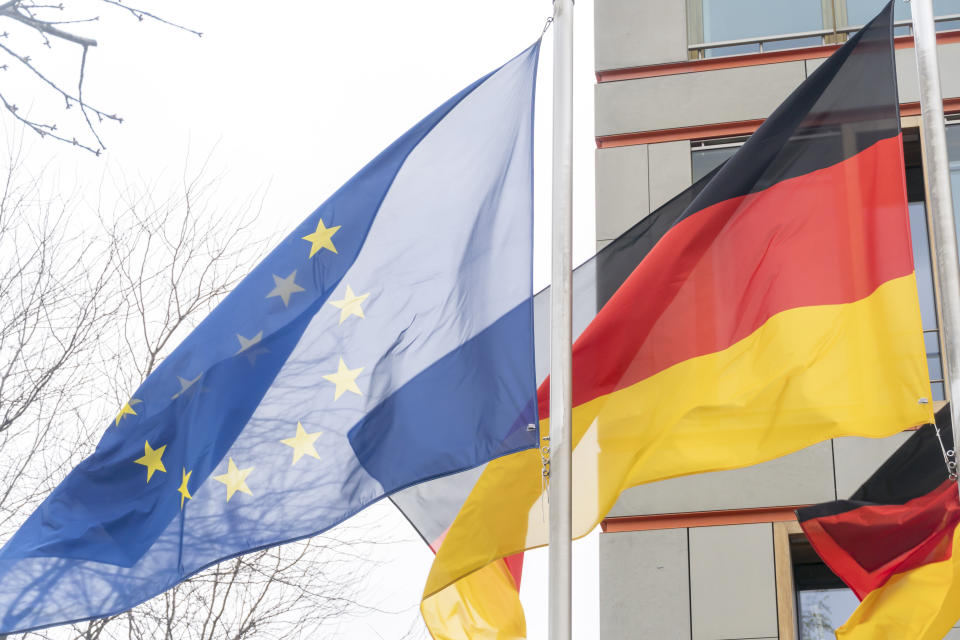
[
  {"left": 798, "top": 405, "right": 960, "bottom": 639},
  {"left": 421, "top": 3, "right": 934, "bottom": 637}
]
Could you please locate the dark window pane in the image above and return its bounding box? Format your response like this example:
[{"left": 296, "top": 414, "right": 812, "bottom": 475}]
[
  {"left": 797, "top": 589, "right": 859, "bottom": 639},
  {"left": 933, "top": 381, "right": 946, "bottom": 402},
  {"left": 846, "top": 0, "right": 960, "bottom": 27},
  {"left": 909, "top": 203, "right": 944, "bottom": 398},
  {"left": 926, "top": 331, "right": 944, "bottom": 381},
  {"left": 701, "top": 0, "right": 823, "bottom": 43},
  {"left": 909, "top": 202, "right": 939, "bottom": 332},
  {"left": 691, "top": 146, "right": 739, "bottom": 182}
]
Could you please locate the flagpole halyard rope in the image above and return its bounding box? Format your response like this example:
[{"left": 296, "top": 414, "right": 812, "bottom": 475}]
[{"left": 932, "top": 424, "right": 958, "bottom": 480}]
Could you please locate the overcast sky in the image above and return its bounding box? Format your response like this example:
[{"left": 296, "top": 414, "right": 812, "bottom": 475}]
[{"left": 10, "top": 1, "right": 600, "bottom": 637}]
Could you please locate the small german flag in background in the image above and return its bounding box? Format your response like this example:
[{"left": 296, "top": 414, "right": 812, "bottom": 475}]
[{"left": 798, "top": 404, "right": 960, "bottom": 639}]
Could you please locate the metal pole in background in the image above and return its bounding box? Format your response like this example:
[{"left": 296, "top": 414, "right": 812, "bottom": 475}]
[
  {"left": 549, "top": 0, "right": 573, "bottom": 639},
  {"left": 912, "top": 0, "right": 960, "bottom": 487}
]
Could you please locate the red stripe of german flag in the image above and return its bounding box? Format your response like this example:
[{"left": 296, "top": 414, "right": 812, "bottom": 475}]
[
  {"left": 539, "top": 135, "right": 913, "bottom": 418},
  {"left": 538, "top": 2, "right": 920, "bottom": 424}
]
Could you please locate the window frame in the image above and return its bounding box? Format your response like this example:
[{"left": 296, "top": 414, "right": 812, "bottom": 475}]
[
  {"left": 912, "top": 114, "right": 953, "bottom": 410},
  {"left": 684, "top": 0, "right": 960, "bottom": 59},
  {"left": 685, "top": 0, "right": 838, "bottom": 59},
  {"left": 690, "top": 136, "right": 747, "bottom": 181}
]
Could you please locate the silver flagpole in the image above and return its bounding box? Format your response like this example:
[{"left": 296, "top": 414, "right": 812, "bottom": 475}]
[
  {"left": 549, "top": 0, "right": 574, "bottom": 638},
  {"left": 912, "top": 0, "right": 960, "bottom": 488}
]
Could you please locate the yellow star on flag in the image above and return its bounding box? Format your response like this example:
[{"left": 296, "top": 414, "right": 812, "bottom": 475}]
[
  {"left": 213, "top": 458, "right": 254, "bottom": 502},
  {"left": 114, "top": 398, "right": 142, "bottom": 426},
  {"left": 328, "top": 285, "right": 370, "bottom": 324},
  {"left": 134, "top": 440, "right": 166, "bottom": 483},
  {"left": 177, "top": 468, "right": 193, "bottom": 509},
  {"left": 302, "top": 218, "right": 340, "bottom": 258},
  {"left": 280, "top": 421, "right": 322, "bottom": 465},
  {"left": 322, "top": 357, "right": 363, "bottom": 400}
]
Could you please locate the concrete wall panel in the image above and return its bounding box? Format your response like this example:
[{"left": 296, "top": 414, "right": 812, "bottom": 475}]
[
  {"left": 805, "top": 57, "right": 825, "bottom": 76},
  {"left": 596, "top": 62, "right": 806, "bottom": 137},
  {"left": 833, "top": 432, "right": 913, "bottom": 499},
  {"left": 599, "top": 529, "right": 691, "bottom": 639},
  {"left": 596, "top": 145, "right": 649, "bottom": 241},
  {"left": 806, "top": 43, "right": 960, "bottom": 102},
  {"left": 689, "top": 523, "right": 778, "bottom": 640},
  {"left": 891, "top": 43, "right": 960, "bottom": 103},
  {"left": 609, "top": 441, "right": 835, "bottom": 517},
  {"left": 941, "top": 43, "right": 960, "bottom": 99},
  {"left": 648, "top": 140, "right": 692, "bottom": 210},
  {"left": 898, "top": 47, "right": 921, "bottom": 103},
  {"left": 595, "top": 0, "right": 688, "bottom": 71}
]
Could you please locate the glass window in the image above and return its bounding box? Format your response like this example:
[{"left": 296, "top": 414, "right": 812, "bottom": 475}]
[
  {"left": 793, "top": 537, "right": 859, "bottom": 639},
  {"left": 902, "top": 129, "right": 945, "bottom": 400},
  {"left": 798, "top": 589, "right": 860, "bottom": 639},
  {"left": 691, "top": 145, "right": 740, "bottom": 181},
  {"left": 846, "top": 0, "right": 960, "bottom": 29},
  {"left": 700, "top": 0, "right": 824, "bottom": 43},
  {"left": 909, "top": 201, "right": 945, "bottom": 400}
]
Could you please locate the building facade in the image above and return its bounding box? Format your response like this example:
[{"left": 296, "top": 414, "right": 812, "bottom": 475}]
[{"left": 593, "top": 1, "right": 960, "bottom": 638}]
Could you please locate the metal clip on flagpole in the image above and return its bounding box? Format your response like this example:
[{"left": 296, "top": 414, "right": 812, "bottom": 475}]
[
  {"left": 932, "top": 420, "right": 958, "bottom": 479},
  {"left": 910, "top": 0, "right": 960, "bottom": 494},
  {"left": 549, "top": 0, "right": 574, "bottom": 639}
]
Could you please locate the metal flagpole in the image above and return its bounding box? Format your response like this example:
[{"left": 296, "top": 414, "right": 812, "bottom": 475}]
[
  {"left": 549, "top": 0, "right": 574, "bottom": 638},
  {"left": 911, "top": 0, "right": 960, "bottom": 490}
]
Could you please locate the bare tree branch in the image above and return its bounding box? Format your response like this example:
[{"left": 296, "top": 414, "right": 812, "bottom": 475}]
[
  {"left": 98, "top": 0, "right": 200, "bottom": 38},
  {"left": 0, "top": 0, "right": 198, "bottom": 154},
  {"left": 0, "top": 3, "right": 95, "bottom": 46}
]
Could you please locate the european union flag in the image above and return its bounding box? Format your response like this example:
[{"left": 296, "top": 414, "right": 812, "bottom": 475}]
[{"left": 0, "top": 43, "right": 541, "bottom": 633}]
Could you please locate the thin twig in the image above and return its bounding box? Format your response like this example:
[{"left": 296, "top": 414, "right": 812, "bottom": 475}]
[{"left": 99, "top": 0, "right": 201, "bottom": 37}]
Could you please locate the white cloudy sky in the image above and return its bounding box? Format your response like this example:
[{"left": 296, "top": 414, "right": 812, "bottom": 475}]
[{"left": 7, "top": 1, "right": 600, "bottom": 638}]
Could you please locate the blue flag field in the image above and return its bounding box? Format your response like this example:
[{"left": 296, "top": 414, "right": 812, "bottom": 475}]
[{"left": 0, "top": 42, "right": 541, "bottom": 633}]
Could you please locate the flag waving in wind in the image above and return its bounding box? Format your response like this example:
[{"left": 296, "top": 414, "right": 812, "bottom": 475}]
[
  {"left": 0, "top": 42, "right": 541, "bottom": 634},
  {"left": 798, "top": 405, "right": 960, "bottom": 639},
  {"left": 421, "top": 4, "right": 934, "bottom": 637}
]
